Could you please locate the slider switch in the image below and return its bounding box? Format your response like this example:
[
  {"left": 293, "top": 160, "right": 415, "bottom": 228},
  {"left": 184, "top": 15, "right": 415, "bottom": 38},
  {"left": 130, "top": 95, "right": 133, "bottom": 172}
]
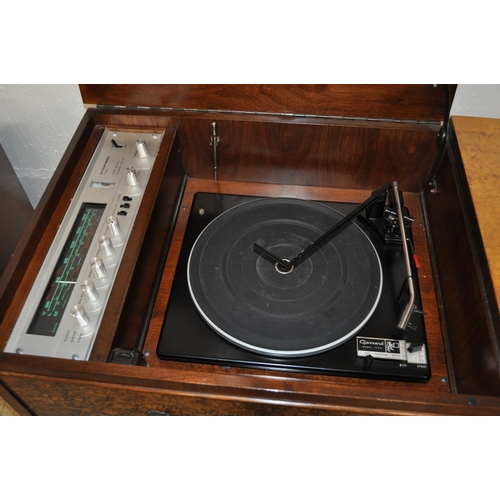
[{"left": 408, "top": 343, "right": 423, "bottom": 353}]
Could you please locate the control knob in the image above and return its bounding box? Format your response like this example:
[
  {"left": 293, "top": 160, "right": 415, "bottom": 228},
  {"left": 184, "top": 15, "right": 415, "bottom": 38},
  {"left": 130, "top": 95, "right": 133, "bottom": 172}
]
[
  {"left": 107, "top": 215, "right": 122, "bottom": 237},
  {"left": 81, "top": 280, "right": 99, "bottom": 303},
  {"left": 90, "top": 257, "right": 107, "bottom": 280},
  {"left": 125, "top": 167, "right": 139, "bottom": 187},
  {"left": 136, "top": 139, "right": 149, "bottom": 158},
  {"left": 99, "top": 235, "right": 115, "bottom": 259},
  {"left": 81, "top": 280, "right": 102, "bottom": 312},
  {"left": 71, "top": 304, "right": 90, "bottom": 328}
]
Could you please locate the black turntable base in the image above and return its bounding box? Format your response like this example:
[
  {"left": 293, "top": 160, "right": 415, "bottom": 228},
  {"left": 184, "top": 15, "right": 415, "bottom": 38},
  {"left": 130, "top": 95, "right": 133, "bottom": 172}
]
[{"left": 157, "top": 192, "right": 430, "bottom": 383}]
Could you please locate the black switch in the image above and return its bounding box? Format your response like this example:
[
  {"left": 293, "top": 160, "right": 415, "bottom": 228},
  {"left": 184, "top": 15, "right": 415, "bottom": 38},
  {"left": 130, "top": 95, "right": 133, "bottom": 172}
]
[{"left": 408, "top": 343, "right": 423, "bottom": 353}]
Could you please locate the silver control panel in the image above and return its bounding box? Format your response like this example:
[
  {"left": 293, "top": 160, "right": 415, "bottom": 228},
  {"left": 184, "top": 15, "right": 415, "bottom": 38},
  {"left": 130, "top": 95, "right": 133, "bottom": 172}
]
[{"left": 4, "top": 128, "right": 164, "bottom": 360}]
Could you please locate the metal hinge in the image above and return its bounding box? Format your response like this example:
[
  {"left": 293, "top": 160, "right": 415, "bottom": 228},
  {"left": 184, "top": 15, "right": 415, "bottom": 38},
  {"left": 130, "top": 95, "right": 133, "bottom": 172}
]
[
  {"left": 427, "top": 84, "right": 453, "bottom": 193},
  {"left": 95, "top": 104, "right": 441, "bottom": 126},
  {"left": 210, "top": 122, "right": 220, "bottom": 182}
]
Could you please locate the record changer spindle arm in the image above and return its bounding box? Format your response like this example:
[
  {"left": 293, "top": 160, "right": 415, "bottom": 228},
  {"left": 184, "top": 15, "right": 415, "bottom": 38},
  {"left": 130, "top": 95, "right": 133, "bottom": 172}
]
[
  {"left": 253, "top": 182, "right": 392, "bottom": 272},
  {"left": 253, "top": 181, "right": 416, "bottom": 331}
]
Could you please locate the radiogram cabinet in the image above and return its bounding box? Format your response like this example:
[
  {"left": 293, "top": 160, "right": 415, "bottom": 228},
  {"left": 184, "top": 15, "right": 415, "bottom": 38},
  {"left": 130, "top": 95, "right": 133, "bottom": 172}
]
[{"left": 1, "top": 84, "right": 500, "bottom": 415}]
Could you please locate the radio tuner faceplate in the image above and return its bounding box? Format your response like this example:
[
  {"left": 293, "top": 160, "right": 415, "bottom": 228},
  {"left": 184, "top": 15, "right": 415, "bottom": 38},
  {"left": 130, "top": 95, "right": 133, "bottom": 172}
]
[{"left": 4, "top": 129, "right": 164, "bottom": 360}]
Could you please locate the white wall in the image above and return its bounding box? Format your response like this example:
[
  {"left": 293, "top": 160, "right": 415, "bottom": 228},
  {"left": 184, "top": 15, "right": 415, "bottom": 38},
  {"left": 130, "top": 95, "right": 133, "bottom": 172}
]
[
  {"left": 450, "top": 84, "right": 500, "bottom": 118},
  {"left": 1, "top": 84, "right": 499, "bottom": 208},
  {"left": 0, "top": 84, "right": 85, "bottom": 207}
]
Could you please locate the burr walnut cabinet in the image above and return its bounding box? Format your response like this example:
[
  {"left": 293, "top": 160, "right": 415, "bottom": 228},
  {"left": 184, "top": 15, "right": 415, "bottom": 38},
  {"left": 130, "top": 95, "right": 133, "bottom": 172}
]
[{"left": 1, "top": 85, "right": 499, "bottom": 415}]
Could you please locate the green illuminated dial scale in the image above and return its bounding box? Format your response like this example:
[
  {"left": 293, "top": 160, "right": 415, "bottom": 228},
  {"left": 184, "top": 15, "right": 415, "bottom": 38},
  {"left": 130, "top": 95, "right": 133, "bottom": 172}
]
[
  {"left": 27, "top": 203, "right": 105, "bottom": 337},
  {"left": 4, "top": 129, "right": 164, "bottom": 360}
]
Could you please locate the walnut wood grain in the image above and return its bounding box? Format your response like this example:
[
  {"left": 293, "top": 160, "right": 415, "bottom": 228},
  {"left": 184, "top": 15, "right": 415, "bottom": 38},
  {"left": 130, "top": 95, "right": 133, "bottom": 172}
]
[
  {"left": 174, "top": 117, "right": 439, "bottom": 192},
  {"left": 80, "top": 84, "right": 450, "bottom": 123},
  {"left": 0, "top": 357, "right": 494, "bottom": 416},
  {"left": 0, "top": 380, "right": 31, "bottom": 415},
  {"left": 424, "top": 121, "right": 500, "bottom": 396}
]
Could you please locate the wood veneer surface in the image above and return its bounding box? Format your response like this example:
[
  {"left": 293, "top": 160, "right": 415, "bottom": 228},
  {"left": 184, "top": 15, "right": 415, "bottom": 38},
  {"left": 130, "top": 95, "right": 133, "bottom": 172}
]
[
  {"left": 452, "top": 116, "right": 500, "bottom": 312},
  {"left": 80, "top": 84, "right": 449, "bottom": 123},
  {"left": 88, "top": 108, "right": 441, "bottom": 193}
]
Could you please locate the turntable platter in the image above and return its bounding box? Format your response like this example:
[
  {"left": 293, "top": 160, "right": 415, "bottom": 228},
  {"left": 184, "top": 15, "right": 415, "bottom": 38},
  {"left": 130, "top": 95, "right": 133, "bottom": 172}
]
[{"left": 187, "top": 198, "right": 382, "bottom": 357}]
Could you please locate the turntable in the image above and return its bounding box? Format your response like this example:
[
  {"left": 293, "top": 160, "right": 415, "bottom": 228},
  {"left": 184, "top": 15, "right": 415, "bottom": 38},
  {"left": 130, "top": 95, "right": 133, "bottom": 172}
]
[{"left": 157, "top": 183, "right": 430, "bottom": 382}]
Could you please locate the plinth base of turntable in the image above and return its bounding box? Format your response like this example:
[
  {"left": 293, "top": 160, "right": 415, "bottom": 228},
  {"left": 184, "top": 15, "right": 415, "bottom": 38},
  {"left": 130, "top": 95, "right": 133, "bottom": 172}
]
[
  {"left": 144, "top": 178, "right": 450, "bottom": 394},
  {"left": 157, "top": 190, "right": 430, "bottom": 383}
]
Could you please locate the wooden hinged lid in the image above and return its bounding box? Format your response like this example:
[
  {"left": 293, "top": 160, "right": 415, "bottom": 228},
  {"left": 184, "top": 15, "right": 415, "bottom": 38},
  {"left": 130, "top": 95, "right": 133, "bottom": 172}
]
[{"left": 80, "top": 84, "right": 452, "bottom": 123}]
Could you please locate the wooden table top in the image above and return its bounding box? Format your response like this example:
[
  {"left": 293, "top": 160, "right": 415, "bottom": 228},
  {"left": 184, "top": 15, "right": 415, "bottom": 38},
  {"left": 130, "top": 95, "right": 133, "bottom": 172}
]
[{"left": 452, "top": 115, "right": 500, "bottom": 312}]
